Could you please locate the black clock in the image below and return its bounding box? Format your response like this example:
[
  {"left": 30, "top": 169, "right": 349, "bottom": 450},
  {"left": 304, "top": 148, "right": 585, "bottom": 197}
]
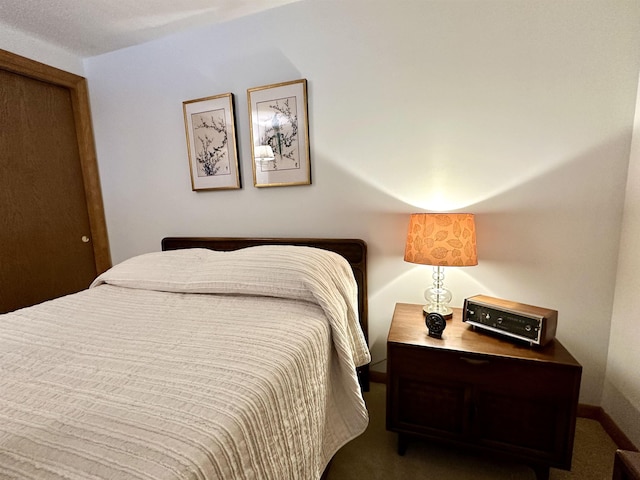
[{"left": 425, "top": 312, "right": 446, "bottom": 339}]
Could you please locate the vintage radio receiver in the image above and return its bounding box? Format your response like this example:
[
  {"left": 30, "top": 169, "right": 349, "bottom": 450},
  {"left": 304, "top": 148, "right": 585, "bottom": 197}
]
[{"left": 462, "top": 295, "right": 557, "bottom": 347}]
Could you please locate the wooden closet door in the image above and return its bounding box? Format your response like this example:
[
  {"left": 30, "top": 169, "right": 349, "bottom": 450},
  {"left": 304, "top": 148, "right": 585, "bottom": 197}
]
[{"left": 0, "top": 68, "right": 100, "bottom": 313}]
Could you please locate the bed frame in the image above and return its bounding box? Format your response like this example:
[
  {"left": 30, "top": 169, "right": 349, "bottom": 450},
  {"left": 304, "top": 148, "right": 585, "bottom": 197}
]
[{"left": 161, "top": 236, "right": 370, "bottom": 391}]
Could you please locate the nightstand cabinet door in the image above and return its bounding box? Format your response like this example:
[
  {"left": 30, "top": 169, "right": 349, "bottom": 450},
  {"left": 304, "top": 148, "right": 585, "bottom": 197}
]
[
  {"left": 387, "top": 344, "right": 471, "bottom": 440},
  {"left": 471, "top": 361, "right": 581, "bottom": 467}
]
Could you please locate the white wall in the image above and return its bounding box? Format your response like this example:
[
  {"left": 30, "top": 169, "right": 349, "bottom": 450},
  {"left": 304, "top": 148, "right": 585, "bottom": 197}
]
[
  {"left": 0, "top": 21, "right": 84, "bottom": 75},
  {"left": 605, "top": 72, "right": 640, "bottom": 447},
  {"left": 84, "top": 0, "right": 640, "bottom": 405}
]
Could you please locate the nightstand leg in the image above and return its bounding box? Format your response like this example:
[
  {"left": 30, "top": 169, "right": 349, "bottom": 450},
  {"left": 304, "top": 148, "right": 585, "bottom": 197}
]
[
  {"left": 532, "top": 465, "right": 549, "bottom": 480},
  {"left": 397, "top": 433, "right": 407, "bottom": 456}
]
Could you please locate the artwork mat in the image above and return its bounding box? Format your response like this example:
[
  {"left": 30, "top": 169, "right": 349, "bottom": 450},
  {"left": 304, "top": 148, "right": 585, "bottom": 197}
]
[
  {"left": 183, "top": 93, "right": 240, "bottom": 191},
  {"left": 247, "top": 79, "right": 310, "bottom": 187}
]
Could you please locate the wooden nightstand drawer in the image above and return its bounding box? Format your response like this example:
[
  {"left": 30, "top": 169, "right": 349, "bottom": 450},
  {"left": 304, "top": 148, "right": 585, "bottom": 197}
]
[
  {"left": 389, "top": 342, "right": 579, "bottom": 395},
  {"left": 389, "top": 342, "right": 484, "bottom": 380}
]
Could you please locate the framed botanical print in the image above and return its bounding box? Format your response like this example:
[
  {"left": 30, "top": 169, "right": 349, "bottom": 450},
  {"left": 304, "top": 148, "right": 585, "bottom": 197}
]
[
  {"left": 183, "top": 93, "right": 240, "bottom": 191},
  {"left": 247, "top": 79, "right": 310, "bottom": 187}
]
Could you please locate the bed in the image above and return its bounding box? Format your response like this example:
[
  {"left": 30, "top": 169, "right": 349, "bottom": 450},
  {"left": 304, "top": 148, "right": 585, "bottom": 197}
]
[{"left": 0, "top": 237, "right": 371, "bottom": 480}]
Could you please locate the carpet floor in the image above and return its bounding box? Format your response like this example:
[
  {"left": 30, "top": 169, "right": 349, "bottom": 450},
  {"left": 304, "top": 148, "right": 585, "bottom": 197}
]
[{"left": 327, "top": 382, "right": 618, "bottom": 479}]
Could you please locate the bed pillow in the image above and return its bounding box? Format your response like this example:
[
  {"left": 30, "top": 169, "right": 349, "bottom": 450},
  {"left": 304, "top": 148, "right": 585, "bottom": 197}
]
[
  {"left": 91, "top": 246, "right": 370, "bottom": 367},
  {"left": 91, "top": 246, "right": 348, "bottom": 301}
]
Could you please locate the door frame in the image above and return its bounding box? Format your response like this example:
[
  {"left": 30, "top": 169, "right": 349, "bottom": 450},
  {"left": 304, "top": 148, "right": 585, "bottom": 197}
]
[{"left": 0, "top": 49, "right": 111, "bottom": 274}]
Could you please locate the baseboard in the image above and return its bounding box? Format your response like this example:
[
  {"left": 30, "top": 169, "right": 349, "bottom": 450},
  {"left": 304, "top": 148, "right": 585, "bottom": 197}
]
[
  {"left": 579, "top": 404, "right": 639, "bottom": 452},
  {"left": 370, "top": 370, "right": 386, "bottom": 384},
  {"left": 370, "top": 371, "right": 638, "bottom": 452}
]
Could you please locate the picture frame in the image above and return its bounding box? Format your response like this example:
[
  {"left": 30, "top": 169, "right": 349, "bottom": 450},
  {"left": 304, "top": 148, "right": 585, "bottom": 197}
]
[
  {"left": 247, "top": 79, "right": 310, "bottom": 187},
  {"left": 183, "top": 93, "right": 240, "bottom": 191}
]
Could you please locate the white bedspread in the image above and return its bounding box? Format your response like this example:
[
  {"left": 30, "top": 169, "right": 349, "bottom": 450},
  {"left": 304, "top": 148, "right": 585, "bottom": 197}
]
[{"left": 0, "top": 246, "right": 370, "bottom": 480}]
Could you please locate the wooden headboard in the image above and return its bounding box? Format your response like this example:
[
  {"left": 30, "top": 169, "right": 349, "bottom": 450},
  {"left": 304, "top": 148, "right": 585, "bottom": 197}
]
[{"left": 161, "top": 237, "right": 369, "bottom": 391}]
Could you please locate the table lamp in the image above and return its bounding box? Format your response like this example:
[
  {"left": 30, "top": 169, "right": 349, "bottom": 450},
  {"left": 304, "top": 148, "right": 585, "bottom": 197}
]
[{"left": 404, "top": 213, "right": 478, "bottom": 319}]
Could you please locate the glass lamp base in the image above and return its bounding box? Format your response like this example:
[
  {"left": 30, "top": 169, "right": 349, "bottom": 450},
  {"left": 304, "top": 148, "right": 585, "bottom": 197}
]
[
  {"left": 423, "top": 304, "right": 453, "bottom": 319},
  {"left": 423, "top": 266, "right": 454, "bottom": 320}
]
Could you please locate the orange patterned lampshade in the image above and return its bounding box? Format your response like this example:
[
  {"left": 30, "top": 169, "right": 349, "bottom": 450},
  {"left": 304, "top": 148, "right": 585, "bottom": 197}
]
[{"left": 404, "top": 213, "right": 478, "bottom": 267}]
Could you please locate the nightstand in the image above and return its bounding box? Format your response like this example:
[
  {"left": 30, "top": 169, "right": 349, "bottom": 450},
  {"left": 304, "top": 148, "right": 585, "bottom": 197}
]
[
  {"left": 614, "top": 450, "right": 640, "bottom": 480},
  {"left": 386, "top": 303, "right": 582, "bottom": 480}
]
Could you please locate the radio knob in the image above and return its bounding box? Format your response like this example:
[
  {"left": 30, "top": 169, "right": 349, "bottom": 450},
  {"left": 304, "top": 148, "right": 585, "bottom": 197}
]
[
  {"left": 525, "top": 325, "right": 532, "bottom": 332},
  {"left": 497, "top": 317, "right": 503, "bottom": 324}
]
